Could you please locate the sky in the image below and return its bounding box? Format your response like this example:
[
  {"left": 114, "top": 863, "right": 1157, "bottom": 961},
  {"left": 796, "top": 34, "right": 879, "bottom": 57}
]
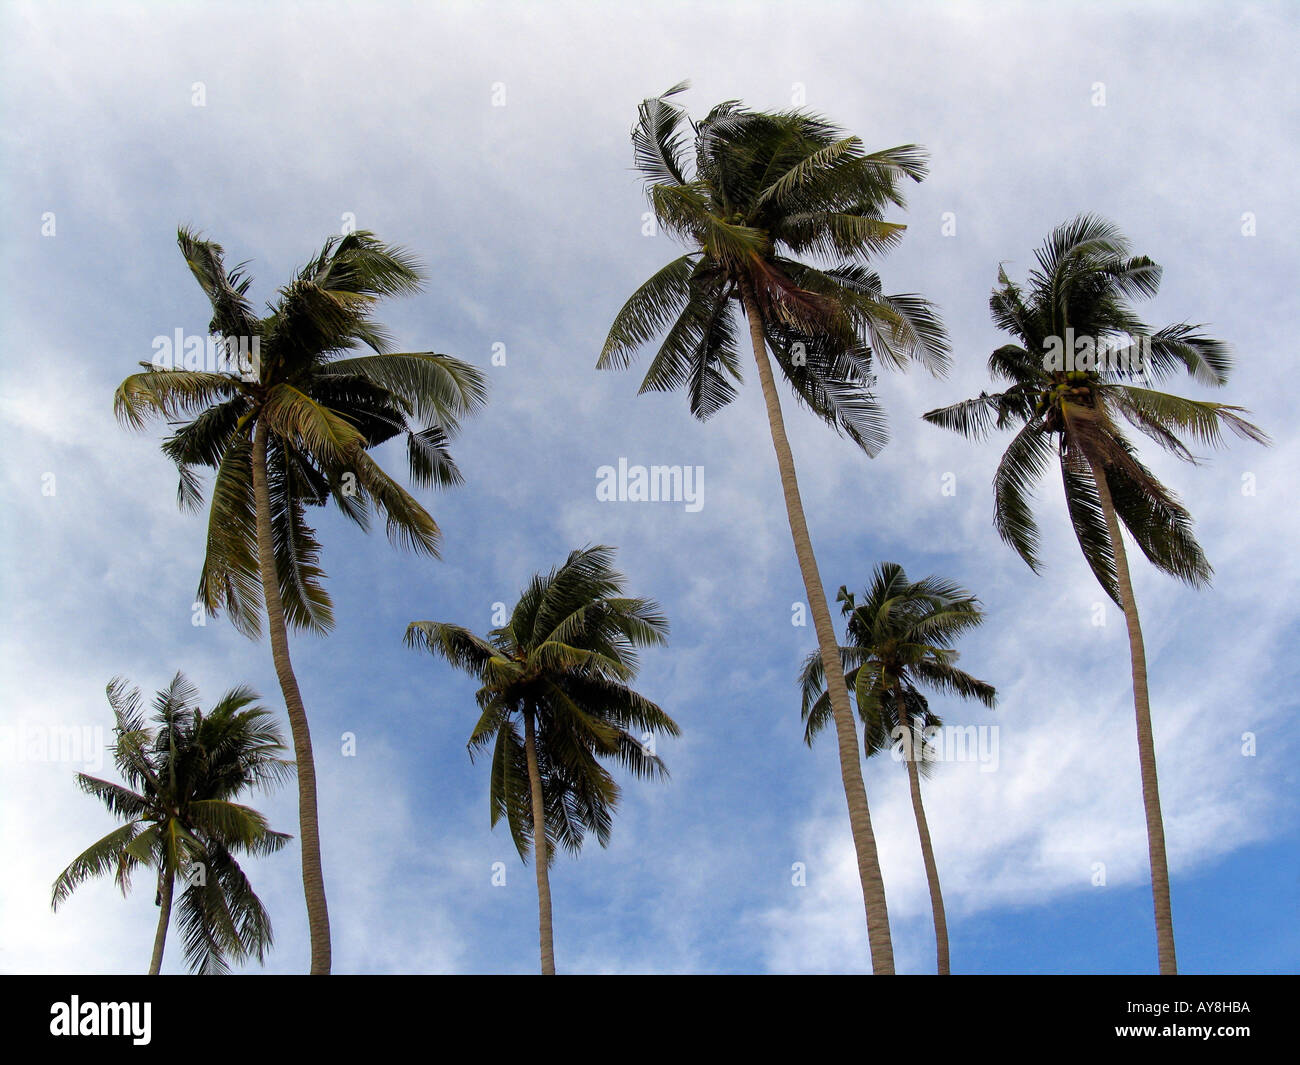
[{"left": 1, "top": 0, "right": 1296, "bottom": 975}]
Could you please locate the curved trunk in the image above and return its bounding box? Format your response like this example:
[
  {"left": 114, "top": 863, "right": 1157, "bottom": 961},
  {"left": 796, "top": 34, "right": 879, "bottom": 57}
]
[
  {"left": 147, "top": 865, "right": 174, "bottom": 975},
  {"left": 524, "top": 712, "right": 557, "bottom": 975},
  {"left": 898, "top": 694, "right": 949, "bottom": 974},
  {"left": 740, "top": 285, "right": 895, "bottom": 973},
  {"left": 252, "top": 419, "right": 332, "bottom": 974},
  {"left": 1086, "top": 452, "right": 1177, "bottom": 975}
]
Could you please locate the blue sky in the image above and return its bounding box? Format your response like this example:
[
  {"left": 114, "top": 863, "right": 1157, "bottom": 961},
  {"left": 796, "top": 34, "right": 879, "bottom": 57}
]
[{"left": 1, "top": 0, "right": 1296, "bottom": 974}]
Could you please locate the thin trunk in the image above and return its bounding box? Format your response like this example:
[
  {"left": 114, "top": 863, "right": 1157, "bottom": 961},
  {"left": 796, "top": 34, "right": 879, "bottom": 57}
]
[
  {"left": 147, "top": 865, "right": 174, "bottom": 975},
  {"left": 252, "top": 419, "right": 332, "bottom": 974},
  {"left": 1086, "top": 451, "right": 1177, "bottom": 975},
  {"left": 898, "top": 692, "right": 949, "bottom": 975},
  {"left": 740, "top": 284, "right": 894, "bottom": 974},
  {"left": 524, "top": 712, "right": 557, "bottom": 975}
]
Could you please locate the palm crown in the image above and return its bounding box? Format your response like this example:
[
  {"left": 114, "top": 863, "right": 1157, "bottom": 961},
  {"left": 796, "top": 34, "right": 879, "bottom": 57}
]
[
  {"left": 406, "top": 545, "right": 678, "bottom": 862},
  {"left": 923, "top": 214, "right": 1267, "bottom": 600},
  {"left": 798, "top": 562, "right": 994, "bottom": 974},
  {"left": 800, "top": 563, "right": 996, "bottom": 763},
  {"left": 52, "top": 673, "right": 293, "bottom": 973},
  {"left": 114, "top": 227, "right": 488, "bottom": 636},
  {"left": 599, "top": 81, "right": 949, "bottom": 454}
]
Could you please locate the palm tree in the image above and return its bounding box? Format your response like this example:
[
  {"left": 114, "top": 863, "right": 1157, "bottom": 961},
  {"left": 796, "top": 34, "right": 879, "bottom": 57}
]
[
  {"left": 114, "top": 228, "right": 488, "bottom": 973},
  {"left": 598, "top": 83, "right": 949, "bottom": 972},
  {"left": 52, "top": 673, "right": 293, "bottom": 974},
  {"left": 406, "top": 545, "right": 678, "bottom": 974},
  {"left": 923, "top": 214, "right": 1268, "bottom": 974},
  {"left": 799, "top": 563, "right": 996, "bottom": 974}
]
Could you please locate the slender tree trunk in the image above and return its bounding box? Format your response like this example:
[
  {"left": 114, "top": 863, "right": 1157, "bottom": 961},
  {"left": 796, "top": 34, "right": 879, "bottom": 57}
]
[
  {"left": 252, "top": 419, "right": 332, "bottom": 975},
  {"left": 898, "top": 693, "right": 950, "bottom": 974},
  {"left": 147, "top": 865, "right": 174, "bottom": 975},
  {"left": 524, "top": 712, "right": 557, "bottom": 975},
  {"left": 740, "top": 286, "right": 894, "bottom": 973},
  {"left": 1086, "top": 452, "right": 1177, "bottom": 975}
]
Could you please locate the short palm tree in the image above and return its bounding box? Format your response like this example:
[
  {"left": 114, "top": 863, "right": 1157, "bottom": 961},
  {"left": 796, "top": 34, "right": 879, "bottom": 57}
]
[
  {"left": 799, "top": 563, "right": 995, "bottom": 974},
  {"left": 599, "top": 83, "right": 949, "bottom": 972},
  {"left": 405, "top": 545, "right": 678, "bottom": 975},
  {"left": 923, "top": 214, "right": 1268, "bottom": 973},
  {"left": 115, "top": 228, "right": 488, "bottom": 973},
  {"left": 52, "top": 673, "right": 292, "bottom": 974}
]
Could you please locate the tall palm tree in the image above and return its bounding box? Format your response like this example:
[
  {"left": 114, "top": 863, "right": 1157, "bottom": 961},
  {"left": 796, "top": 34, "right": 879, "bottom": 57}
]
[
  {"left": 598, "top": 83, "right": 949, "bottom": 972},
  {"left": 114, "top": 228, "right": 488, "bottom": 973},
  {"left": 405, "top": 545, "right": 678, "bottom": 975},
  {"left": 799, "top": 563, "right": 996, "bottom": 974},
  {"left": 923, "top": 214, "right": 1268, "bottom": 974},
  {"left": 52, "top": 673, "right": 293, "bottom": 974}
]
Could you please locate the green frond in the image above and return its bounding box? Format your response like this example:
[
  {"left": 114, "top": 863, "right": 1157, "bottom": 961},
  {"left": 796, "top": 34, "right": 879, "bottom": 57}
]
[
  {"left": 1059, "top": 447, "right": 1120, "bottom": 603},
  {"left": 176, "top": 226, "right": 261, "bottom": 340},
  {"left": 1105, "top": 457, "right": 1212, "bottom": 588},
  {"left": 910, "top": 661, "right": 996, "bottom": 708},
  {"left": 490, "top": 720, "right": 533, "bottom": 861},
  {"left": 349, "top": 447, "right": 441, "bottom": 556},
  {"left": 1143, "top": 323, "right": 1231, "bottom": 387},
  {"left": 51, "top": 822, "right": 144, "bottom": 909},
  {"left": 405, "top": 620, "right": 503, "bottom": 678},
  {"left": 265, "top": 441, "right": 334, "bottom": 634},
  {"left": 197, "top": 433, "right": 263, "bottom": 639},
  {"left": 798, "top": 645, "right": 869, "bottom": 744},
  {"left": 114, "top": 369, "right": 243, "bottom": 431},
  {"left": 323, "top": 351, "right": 488, "bottom": 432},
  {"left": 640, "top": 278, "right": 742, "bottom": 419},
  {"left": 766, "top": 323, "right": 889, "bottom": 455},
  {"left": 922, "top": 392, "right": 1005, "bottom": 440},
  {"left": 73, "top": 774, "right": 151, "bottom": 822},
  {"left": 261, "top": 384, "right": 366, "bottom": 467},
  {"left": 650, "top": 183, "right": 768, "bottom": 267},
  {"left": 751, "top": 134, "right": 864, "bottom": 213},
  {"left": 775, "top": 210, "right": 906, "bottom": 260},
  {"left": 1105, "top": 384, "right": 1269, "bottom": 455},
  {"left": 598, "top": 254, "right": 702, "bottom": 371},
  {"left": 632, "top": 81, "right": 692, "bottom": 188},
  {"left": 993, "top": 421, "right": 1056, "bottom": 572}
]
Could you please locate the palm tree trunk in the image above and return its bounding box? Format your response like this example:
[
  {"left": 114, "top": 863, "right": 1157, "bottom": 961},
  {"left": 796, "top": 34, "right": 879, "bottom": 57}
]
[
  {"left": 252, "top": 419, "right": 332, "bottom": 975},
  {"left": 898, "top": 693, "right": 950, "bottom": 974},
  {"left": 740, "top": 285, "right": 895, "bottom": 974},
  {"left": 524, "top": 712, "right": 557, "bottom": 975},
  {"left": 147, "top": 866, "right": 174, "bottom": 975},
  {"left": 1086, "top": 452, "right": 1177, "bottom": 975}
]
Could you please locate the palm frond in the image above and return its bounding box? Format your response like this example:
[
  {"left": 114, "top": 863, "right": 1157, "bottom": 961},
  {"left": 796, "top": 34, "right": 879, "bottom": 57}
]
[{"left": 993, "top": 421, "right": 1056, "bottom": 572}]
